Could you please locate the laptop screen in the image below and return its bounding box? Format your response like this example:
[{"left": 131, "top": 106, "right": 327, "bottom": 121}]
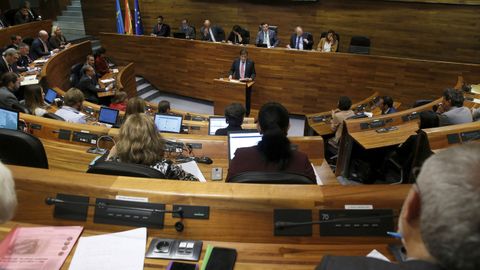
[
  {"left": 154, "top": 114, "right": 183, "bottom": 133},
  {"left": 0, "top": 108, "right": 19, "bottom": 130},
  {"left": 228, "top": 131, "right": 262, "bottom": 161},
  {"left": 98, "top": 107, "right": 119, "bottom": 125},
  {"left": 44, "top": 88, "right": 57, "bottom": 104},
  {"left": 208, "top": 117, "right": 228, "bottom": 135}
]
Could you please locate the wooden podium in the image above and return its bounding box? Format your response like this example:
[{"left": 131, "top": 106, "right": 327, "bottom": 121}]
[{"left": 213, "top": 78, "right": 255, "bottom": 116}]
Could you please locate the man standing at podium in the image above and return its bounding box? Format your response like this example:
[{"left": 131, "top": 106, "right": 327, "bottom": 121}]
[{"left": 228, "top": 48, "right": 255, "bottom": 81}]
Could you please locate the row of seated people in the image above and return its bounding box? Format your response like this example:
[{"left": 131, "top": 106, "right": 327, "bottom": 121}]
[
  {"left": 0, "top": 1, "right": 40, "bottom": 28},
  {"left": 153, "top": 16, "right": 339, "bottom": 52},
  {"left": 1, "top": 139, "right": 479, "bottom": 269}
]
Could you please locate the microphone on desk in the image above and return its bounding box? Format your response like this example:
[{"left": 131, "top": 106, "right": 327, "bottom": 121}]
[
  {"left": 45, "top": 197, "right": 186, "bottom": 232},
  {"left": 274, "top": 214, "right": 398, "bottom": 229}
]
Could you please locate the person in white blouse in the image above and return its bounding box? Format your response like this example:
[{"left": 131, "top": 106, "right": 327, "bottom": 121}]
[{"left": 317, "top": 30, "right": 338, "bottom": 53}]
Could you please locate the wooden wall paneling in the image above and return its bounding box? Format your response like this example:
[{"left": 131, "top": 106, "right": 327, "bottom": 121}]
[
  {"left": 81, "top": 0, "right": 480, "bottom": 63},
  {"left": 99, "top": 33, "right": 480, "bottom": 115},
  {"left": 0, "top": 20, "right": 52, "bottom": 48}
]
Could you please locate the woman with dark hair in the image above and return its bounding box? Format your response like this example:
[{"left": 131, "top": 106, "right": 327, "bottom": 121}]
[
  {"left": 317, "top": 30, "right": 338, "bottom": 52},
  {"left": 215, "top": 103, "right": 245, "bottom": 136},
  {"left": 23, "top": 85, "right": 47, "bottom": 116},
  {"left": 94, "top": 47, "right": 110, "bottom": 76},
  {"left": 226, "top": 102, "right": 316, "bottom": 183},
  {"left": 227, "top": 25, "right": 250, "bottom": 45}
]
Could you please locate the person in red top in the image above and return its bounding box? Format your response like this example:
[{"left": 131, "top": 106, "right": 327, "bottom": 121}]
[
  {"left": 226, "top": 102, "right": 316, "bottom": 183},
  {"left": 94, "top": 47, "right": 110, "bottom": 77},
  {"left": 109, "top": 91, "right": 127, "bottom": 111}
]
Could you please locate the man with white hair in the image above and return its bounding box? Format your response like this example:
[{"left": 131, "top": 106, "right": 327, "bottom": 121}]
[
  {"left": 0, "top": 48, "right": 19, "bottom": 77},
  {"left": 30, "top": 30, "right": 58, "bottom": 60},
  {"left": 0, "top": 162, "right": 17, "bottom": 223},
  {"left": 316, "top": 143, "right": 480, "bottom": 270}
]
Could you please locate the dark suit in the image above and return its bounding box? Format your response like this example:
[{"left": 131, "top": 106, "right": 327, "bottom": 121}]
[
  {"left": 14, "top": 11, "right": 32, "bottom": 25},
  {"left": 153, "top": 23, "right": 171, "bottom": 37},
  {"left": 200, "top": 26, "right": 225, "bottom": 42},
  {"left": 227, "top": 29, "right": 250, "bottom": 45},
  {"left": 229, "top": 59, "right": 256, "bottom": 80},
  {"left": 30, "top": 38, "right": 51, "bottom": 60},
  {"left": 255, "top": 30, "right": 279, "bottom": 47},
  {"left": 215, "top": 125, "right": 243, "bottom": 136},
  {"left": 316, "top": 256, "right": 444, "bottom": 270},
  {"left": 77, "top": 74, "right": 102, "bottom": 104},
  {"left": 15, "top": 55, "right": 32, "bottom": 73},
  {"left": 179, "top": 25, "right": 195, "bottom": 39},
  {"left": 0, "top": 16, "right": 9, "bottom": 28},
  {"left": 0, "top": 57, "right": 13, "bottom": 77},
  {"left": 0, "top": 86, "right": 22, "bottom": 111},
  {"left": 289, "top": 33, "right": 314, "bottom": 50}
]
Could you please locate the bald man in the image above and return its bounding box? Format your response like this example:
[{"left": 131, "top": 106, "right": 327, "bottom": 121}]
[
  {"left": 30, "top": 30, "right": 58, "bottom": 60},
  {"left": 199, "top": 19, "right": 225, "bottom": 42}
]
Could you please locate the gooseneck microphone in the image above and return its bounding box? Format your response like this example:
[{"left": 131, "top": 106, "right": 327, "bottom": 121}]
[
  {"left": 274, "top": 214, "right": 398, "bottom": 229},
  {"left": 45, "top": 197, "right": 185, "bottom": 232}
]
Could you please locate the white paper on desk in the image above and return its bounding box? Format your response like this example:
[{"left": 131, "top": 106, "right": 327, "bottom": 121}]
[
  {"left": 33, "top": 59, "right": 48, "bottom": 64},
  {"left": 366, "top": 249, "right": 391, "bottom": 262},
  {"left": 68, "top": 228, "right": 147, "bottom": 270},
  {"left": 178, "top": 161, "right": 207, "bottom": 182},
  {"left": 20, "top": 75, "right": 39, "bottom": 86},
  {"left": 311, "top": 163, "right": 324, "bottom": 186},
  {"left": 100, "top": 78, "right": 116, "bottom": 84},
  {"left": 471, "top": 85, "right": 480, "bottom": 94},
  {"left": 472, "top": 98, "right": 480, "bottom": 104},
  {"left": 112, "top": 69, "right": 119, "bottom": 73}
]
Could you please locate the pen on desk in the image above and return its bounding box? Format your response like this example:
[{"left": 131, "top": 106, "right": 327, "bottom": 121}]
[{"left": 387, "top": 231, "right": 403, "bottom": 239}]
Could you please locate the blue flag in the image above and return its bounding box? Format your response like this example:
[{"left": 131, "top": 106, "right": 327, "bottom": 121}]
[
  {"left": 115, "top": 0, "right": 125, "bottom": 34},
  {"left": 134, "top": 0, "right": 144, "bottom": 35}
]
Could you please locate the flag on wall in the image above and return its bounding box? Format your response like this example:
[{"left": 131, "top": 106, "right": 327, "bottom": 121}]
[
  {"left": 115, "top": 0, "right": 125, "bottom": 34},
  {"left": 124, "top": 0, "right": 133, "bottom": 35},
  {"left": 134, "top": 0, "right": 144, "bottom": 35}
]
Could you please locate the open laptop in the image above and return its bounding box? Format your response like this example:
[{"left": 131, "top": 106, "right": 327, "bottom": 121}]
[
  {"left": 227, "top": 131, "right": 262, "bottom": 161},
  {"left": 154, "top": 114, "right": 183, "bottom": 133},
  {"left": 0, "top": 108, "right": 19, "bottom": 130},
  {"left": 98, "top": 107, "right": 119, "bottom": 126},
  {"left": 44, "top": 88, "right": 57, "bottom": 105},
  {"left": 173, "top": 32, "right": 187, "bottom": 39},
  {"left": 208, "top": 116, "right": 228, "bottom": 135}
]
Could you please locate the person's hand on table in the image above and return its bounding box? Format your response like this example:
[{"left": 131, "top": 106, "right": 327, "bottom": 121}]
[{"left": 228, "top": 75, "right": 233, "bottom": 80}]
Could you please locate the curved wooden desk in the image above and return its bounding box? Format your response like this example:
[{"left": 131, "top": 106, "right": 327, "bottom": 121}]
[
  {"left": 0, "top": 20, "right": 52, "bottom": 47},
  {"left": 99, "top": 33, "right": 480, "bottom": 115},
  {"left": 422, "top": 121, "right": 480, "bottom": 151}
]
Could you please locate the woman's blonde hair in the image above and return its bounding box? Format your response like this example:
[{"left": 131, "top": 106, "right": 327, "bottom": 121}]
[
  {"left": 115, "top": 113, "right": 164, "bottom": 165},
  {"left": 51, "top": 25, "right": 60, "bottom": 36},
  {"left": 0, "top": 162, "right": 17, "bottom": 223}
]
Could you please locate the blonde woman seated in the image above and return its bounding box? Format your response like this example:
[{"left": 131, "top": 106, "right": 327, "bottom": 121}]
[
  {"left": 107, "top": 113, "right": 198, "bottom": 181},
  {"left": 317, "top": 30, "right": 338, "bottom": 53}
]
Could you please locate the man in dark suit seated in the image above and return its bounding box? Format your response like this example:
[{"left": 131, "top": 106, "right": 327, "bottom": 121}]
[
  {"left": 0, "top": 49, "right": 19, "bottom": 77},
  {"left": 77, "top": 65, "right": 112, "bottom": 104},
  {"left": 227, "top": 25, "right": 250, "bottom": 45},
  {"left": 215, "top": 103, "right": 245, "bottom": 136},
  {"left": 14, "top": 43, "right": 32, "bottom": 73},
  {"left": 200, "top": 20, "right": 225, "bottom": 42},
  {"left": 0, "top": 72, "right": 22, "bottom": 111},
  {"left": 14, "top": 8, "right": 33, "bottom": 25},
  {"left": 316, "top": 143, "right": 480, "bottom": 270},
  {"left": 30, "top": 30, "right": 58, "bottom": 60},
  {"left": 152, "top": 16, "right": 170, "bottom": 37},
  {"left": 287, "top": 26, "right": 313, "bottom": 50},
  {"left": 255, "top": 22, "right": 279, "bottom": 48},
  {"left": 379, "top": 96, "right": 397, "bottom": 115},
  {"left": 6, "top": 35, "right": 22, "bottom": 50},
  {"left": 179, "top": 18, "right": 195, "bottom": 39},
  {"left": 228, "top": 48, "right": 256, "bottom": 81}
]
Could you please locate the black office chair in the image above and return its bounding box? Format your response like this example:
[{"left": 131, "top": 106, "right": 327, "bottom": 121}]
[
  {"left": 22, "top": 37, "right": 34, "bottom": 47},
  {"left": 4, "top": 9, "right": 17, "bottom": 26},
  {"left": 258, "top": 25, "right": 278, "bottom": 34},
  {"left": 348, "top": 36, "right": 371, "bottom": 55},
  {"left": 412, "top": 99, "right": 433, "bottom": 108},
  {"left": 70, "top": 63, "right": 83, "bottom": 87},
  {"left": 0, "top": 129, "right": 48, "bottom": 169},
  {"left": 227, "top": 171, "right": 315, "bottom": 184},
  {"left": 320, "top": 32, "right": 340, "bottom": 52},
  {"left": 43, "top": 113, "right": 65, "bottom": 121},
  {"left": 87, "top": 160, "right": 166, "bottom": 179}
]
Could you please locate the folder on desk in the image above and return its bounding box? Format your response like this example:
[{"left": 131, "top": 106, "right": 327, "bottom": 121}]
[{"left": 0, "top": 226, "right": 83, "bottom": 270}]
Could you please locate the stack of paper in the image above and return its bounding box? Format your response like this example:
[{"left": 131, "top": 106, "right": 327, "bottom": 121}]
[
  {"left": 20, "top": 75, "right": 39, "bottom": 86},
  {"left": 68, "top": 228, "right": 147, "bottom": 270},
  {"left": 0, "top": 226, "right": 83, "bottom": 270},
  {"left": 100, "top": 78, "right": 116, "bottom": 84}
]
